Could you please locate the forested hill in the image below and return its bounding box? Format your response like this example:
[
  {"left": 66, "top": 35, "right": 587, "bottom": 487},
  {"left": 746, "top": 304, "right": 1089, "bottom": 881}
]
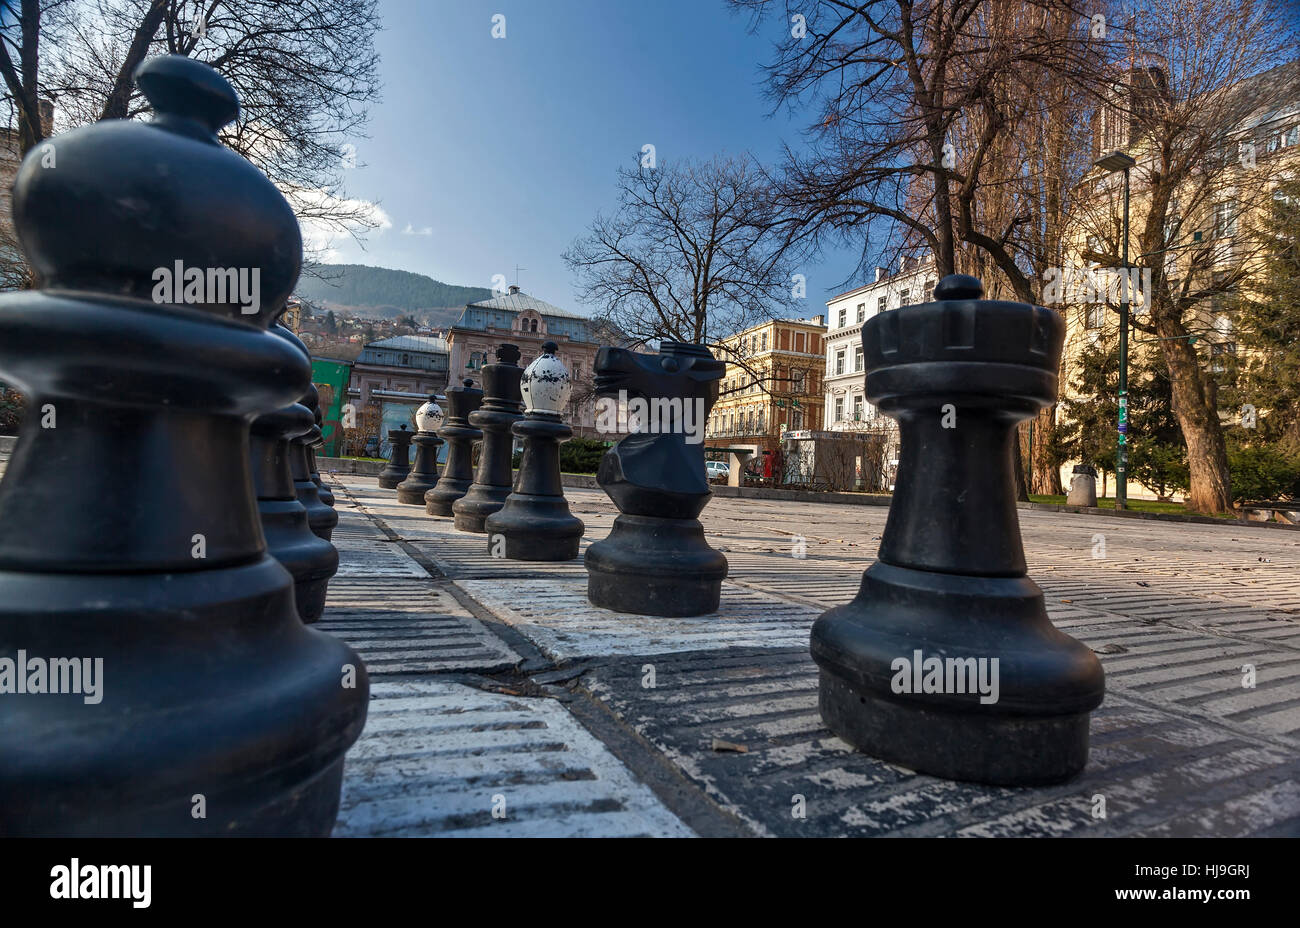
[{"left": 296, "top": 264, "right": 493, "bottom": 312}]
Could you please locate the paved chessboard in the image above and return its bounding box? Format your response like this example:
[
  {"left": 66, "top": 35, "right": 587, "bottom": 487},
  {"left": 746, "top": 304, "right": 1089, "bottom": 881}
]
[{"left": 326, "top": 474, "right": 1300, "bottom": 837}]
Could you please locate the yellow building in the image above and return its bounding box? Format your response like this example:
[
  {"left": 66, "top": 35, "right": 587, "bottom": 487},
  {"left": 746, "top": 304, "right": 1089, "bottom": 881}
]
[
  {"left": 1056, "top": 59, "right": 1300, "bottom": 498},
  {"left": 704, "top": 316, "right": 827, "bottom": 467}
]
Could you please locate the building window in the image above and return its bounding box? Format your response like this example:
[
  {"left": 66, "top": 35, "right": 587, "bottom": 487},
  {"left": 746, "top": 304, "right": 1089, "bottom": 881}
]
[
  {"left": 838, "top": 308, "right": 847, "bottom": 327},
  {"left": 761, "top": 333, "right": 768, "bottom": 351},
  {"left": 791, "top": 409, "right": 803, "bottom": 430},
  {"left": 834, "top": 397, "right": 844, "bottom": 422},
  {"left": 835, "top": 350, "right": 845, "bottom": 375},
  {"left": 853, "top": 395, "right": 864, "bottom": 421},
  {"left": 856, "top": 303, "right": 865, "bottom": 322},
  {"left": 758, "top": 410, "right": 765, "bottom": 432},
  {"left": 792, "top": 369, "right": 805, "bottom": 393},
  {"left": 1085, "top": 303, "right": 1105, "bottom": 330},
  {"left": 899, "top": 289, "right": 911, "bottom": 306},
  {"left": 877, "top": 296, "right": 887, "bottom": 313},
  {"left": 1214, "top": 201, "right": 1236, "bottom": 238},
  {"left": 401, "top": 354, "right": 410, "bottom": 365},
  {"left": 854, "top": 346, "right": 864, "bottom": 372},
  {"left": 925, "top": 279, "right": 935, "bottom": 300}
]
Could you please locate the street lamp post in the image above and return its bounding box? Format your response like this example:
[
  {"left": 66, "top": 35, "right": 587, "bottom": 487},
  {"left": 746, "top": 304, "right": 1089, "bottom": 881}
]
[{"left": 1094, "top": 150, "right": 1137, "bottom": 510}]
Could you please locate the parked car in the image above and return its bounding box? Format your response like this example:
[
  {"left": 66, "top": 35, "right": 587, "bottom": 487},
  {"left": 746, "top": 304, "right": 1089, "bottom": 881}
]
[{"left": 705, "top": 460, "right": 730, "bottom": 482}]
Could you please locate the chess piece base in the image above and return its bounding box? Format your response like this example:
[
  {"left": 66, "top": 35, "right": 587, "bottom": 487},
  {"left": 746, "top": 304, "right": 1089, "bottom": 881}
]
[
  {"left": 817, "top": 673, "right": 1091, "bottom": 787},
  {"left": 585, "top": 513, "right": 728, "bottom": 616},
  {"left": 425, "top": 478, "right": 471, "bottom": 516},
  {"left": 452, "top": 485, "right": 510, "bottom": 533},
  {"left": 810, "top": 561, "right": 1104, "bottom": 786},
  {"left": 396, "top": 478, "right": 438, "bottom": 505},
  {"left": 485, "top": 495, "right": 584, "bottom": 561},
  {"left": 296, "top": 477, "right": 338, "bottom": 541},
  {"left": 0, "top": 557, "right": 367, "bottom": 835},
  {"left": 377, "top": 471, "right": 405, "bottom": 490},
  {"left": 397, "top": 432, "right": 443, "bottom": 505},
  {"left": 260, "top": 499, "right": 338, "bottom": 623}
]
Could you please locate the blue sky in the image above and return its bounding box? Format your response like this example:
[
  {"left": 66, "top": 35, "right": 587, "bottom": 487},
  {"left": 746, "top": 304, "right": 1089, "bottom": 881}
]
[{"left": 316, "top": 0, "right": 865, "bottom": 313}]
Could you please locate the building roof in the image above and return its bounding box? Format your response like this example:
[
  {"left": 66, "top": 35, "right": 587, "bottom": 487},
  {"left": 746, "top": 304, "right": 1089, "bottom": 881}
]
[
  {"left": 465, "top": 289, "right": 586, "bottom": 319},
  {"left": 363, "top": 335, "right": 449, "bottom": 354}
]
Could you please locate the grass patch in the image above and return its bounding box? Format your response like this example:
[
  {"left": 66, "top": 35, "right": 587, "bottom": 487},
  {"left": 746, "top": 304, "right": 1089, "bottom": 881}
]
[{"left": 1028, "top": 494, "right": 1237, "bottom": 519}]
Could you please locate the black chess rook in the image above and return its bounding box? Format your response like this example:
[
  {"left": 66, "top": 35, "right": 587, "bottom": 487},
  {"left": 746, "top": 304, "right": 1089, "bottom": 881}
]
[{"left": 810, "top": 275, "right": 1105, "bottom": 786}]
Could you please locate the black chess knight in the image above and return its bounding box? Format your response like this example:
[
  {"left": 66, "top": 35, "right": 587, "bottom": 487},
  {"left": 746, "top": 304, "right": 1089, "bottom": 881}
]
[{"left": 584, "top": 342, "right": 726, "bottom": 616}]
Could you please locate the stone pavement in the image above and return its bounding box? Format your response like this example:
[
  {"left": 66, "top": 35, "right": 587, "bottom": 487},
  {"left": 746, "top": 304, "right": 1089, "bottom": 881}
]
[{"left": 324, "top": 473, "right": 1300, "bottom": 837}]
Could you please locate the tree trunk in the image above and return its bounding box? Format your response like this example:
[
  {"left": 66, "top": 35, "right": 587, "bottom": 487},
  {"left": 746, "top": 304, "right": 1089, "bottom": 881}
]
[
  {"left": 99, "top": 0, "right": 170, "bottom": 121},
  {"left": 1030, "top": 404, "right": 1063, "bottom": 495},
  {"left": 1160, "top": 331, "right": 1233, "bottom": 513},
  {"left": 1013, "top": 422, "right": 1030, "bottom": 501}
]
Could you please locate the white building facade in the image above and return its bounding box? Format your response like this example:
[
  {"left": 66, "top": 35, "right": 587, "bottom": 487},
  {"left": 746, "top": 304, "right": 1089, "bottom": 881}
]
[{"left": 822, "top": 258, "right": 937, "bottom": 487}]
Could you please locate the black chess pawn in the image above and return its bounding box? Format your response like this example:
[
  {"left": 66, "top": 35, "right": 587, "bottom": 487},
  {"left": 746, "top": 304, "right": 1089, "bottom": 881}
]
[
  {"left": 485, "top": 343, "right": 585, "bottom": 560},
  {"left": 0, "top": 55, "right": 367, "bottom": 835},
  {"left": 425, "top": 379, "right": 483, "bottom": 516},
  {"left": 250, "top": 376, "right": 339, "bottom": 623},
  {"left": 397, "top": 395, "right": 445, "bottom": 505},
  {"left": 811, "top": 275, "right": 1105, "bottom": 786},
  {"left": 585, "top": 342, "right": 727, "bottom": 616},
  {"left": 290, "top": 381, "right": 339, "bottom": 542},
  {"left": 453, "top": 345, "right": 524, "bottom": 533},
  {"left": 377, "top": 424, "right": 413, "bottom": 489},
  {"left": 309, "top": 408, "right": 335, "bottom": 507}
]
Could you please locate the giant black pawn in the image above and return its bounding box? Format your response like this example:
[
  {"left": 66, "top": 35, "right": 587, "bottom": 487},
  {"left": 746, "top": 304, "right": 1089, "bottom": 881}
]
[
  {"left": 585, "top": 343, "right": 727, "bottom": 616},
  {"left": 397, "top": 396, "right": 445, "bottom": 505},
  {"left": 377, "top": 424, "right": 413, "bottom": 489},
  {"left": 425, "top": 379, "right": 483, "bottom": 516},
  {"left": 290, "top": 381, "right": 339, "bottom": 542},
  {"left": 453, "top": 345, "right": 524, "bottom": 533},
  {"left": 250, "top": 388, "right": 338, "bottom": 623},
  {"left": 0, "top": 55, "right": 367, "bottom": 835},
  {"left": 485, "top": 343, "right": 585, "bottom": 560},
  {"left": 810, "top": 275, "right": 1105, "bottom": 786},
  {"left": 309, "top": 409, "right": 335, "bottom": 507}
]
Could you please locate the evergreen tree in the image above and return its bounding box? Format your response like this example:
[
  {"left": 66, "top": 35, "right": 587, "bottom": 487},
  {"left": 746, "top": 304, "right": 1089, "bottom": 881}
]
[
  {"left": 1229, "top": 178, "right": 1300, "bottom": 453},
  {"left": 1059, "top": 339, "right": 1188, "bottom": 500}
]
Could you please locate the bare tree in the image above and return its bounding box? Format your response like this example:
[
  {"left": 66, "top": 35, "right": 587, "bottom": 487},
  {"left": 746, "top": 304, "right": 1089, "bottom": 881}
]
[
  {"left": 1070, "top": 0, "right": 1298, "bottom": 512},
  {"left": 1, "top": 0, "right": 382, "bottom": 279},
  {"left": 564, "top": 154, "right": 802, "bottom": 398},
  {"left": 733, "top": 0, "right": 1107, "bottom": 497}
]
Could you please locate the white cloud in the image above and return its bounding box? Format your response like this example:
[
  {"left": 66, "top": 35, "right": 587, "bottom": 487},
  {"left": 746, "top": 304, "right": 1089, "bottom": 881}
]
[
  {"left": 401, "top": 223, "right": 433, "bottom": 236},
  {"left": 287, "top": 187, "right": 392, "bottom": 263}
]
